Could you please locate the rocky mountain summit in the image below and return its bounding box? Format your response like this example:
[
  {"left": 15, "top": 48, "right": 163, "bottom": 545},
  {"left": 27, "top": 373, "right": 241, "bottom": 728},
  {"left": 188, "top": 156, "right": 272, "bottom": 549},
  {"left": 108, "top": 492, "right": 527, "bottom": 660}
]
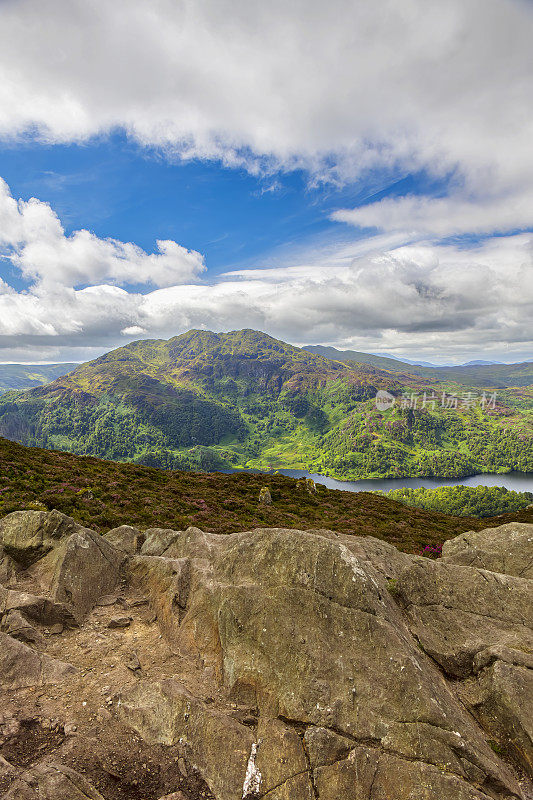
[{"left": 0, "top": 509, "right": 531, "bottom": 800}]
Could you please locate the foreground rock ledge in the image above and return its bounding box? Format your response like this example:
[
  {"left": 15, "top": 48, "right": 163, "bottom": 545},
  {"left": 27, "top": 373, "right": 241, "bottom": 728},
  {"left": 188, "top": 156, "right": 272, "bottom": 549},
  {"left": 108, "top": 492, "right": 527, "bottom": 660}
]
[{"left": 0, "top": 510, "right": 531, "bottom": 800}]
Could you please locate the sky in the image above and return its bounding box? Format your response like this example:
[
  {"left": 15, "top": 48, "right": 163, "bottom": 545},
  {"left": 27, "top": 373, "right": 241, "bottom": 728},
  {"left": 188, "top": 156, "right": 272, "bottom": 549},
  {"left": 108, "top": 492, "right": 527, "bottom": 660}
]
[{"left": 0, "top": 0, "right": 532, "bottom": 365}]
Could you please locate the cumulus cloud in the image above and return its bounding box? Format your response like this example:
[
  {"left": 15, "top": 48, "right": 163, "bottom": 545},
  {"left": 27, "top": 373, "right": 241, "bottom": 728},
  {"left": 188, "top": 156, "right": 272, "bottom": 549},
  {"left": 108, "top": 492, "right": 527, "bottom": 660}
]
[
  {"left": 121, "top": 325, "right": 148, "bottom": 336},
  {"left": 0, "top": 178, "right": 205, "bottom": 288},
  {"left": 0, "top": 0, "right": 531, "bottom": 362},
  {"left": 1, "top": 234, "right": 531, "bottom": 363},
  {"left": 0, "top": 1, "right": 531, "bottom": 196}
]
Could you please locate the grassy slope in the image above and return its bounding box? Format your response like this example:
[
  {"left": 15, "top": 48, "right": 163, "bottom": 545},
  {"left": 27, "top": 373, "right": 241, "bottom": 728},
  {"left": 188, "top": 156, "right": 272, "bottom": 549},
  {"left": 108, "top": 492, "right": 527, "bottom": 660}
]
[
  {"left": 1, "top": 436, "right": 532, "bottom": 553},
  {"left": 305, "top": 345, "right": 533, "bottom": 388},
  {"left": 0, "top": 363, "right": 78, "bottom": 394},
  {"left": 0, "top": 329, "right": 531, "bottom": 479}
]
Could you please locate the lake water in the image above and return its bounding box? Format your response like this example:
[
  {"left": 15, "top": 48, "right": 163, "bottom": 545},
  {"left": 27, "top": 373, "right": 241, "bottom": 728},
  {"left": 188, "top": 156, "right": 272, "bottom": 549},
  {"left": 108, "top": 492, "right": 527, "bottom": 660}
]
[{"left": 222, "top": 468, "right": 533, "bottom": 494}]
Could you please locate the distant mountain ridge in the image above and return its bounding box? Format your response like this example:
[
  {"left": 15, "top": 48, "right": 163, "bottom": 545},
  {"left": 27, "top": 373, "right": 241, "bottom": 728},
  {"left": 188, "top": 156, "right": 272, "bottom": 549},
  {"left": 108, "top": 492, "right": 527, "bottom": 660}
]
[
  {"left": 304, "top": 345, "right": 533, "bottom": 388},
  {"left": 0, "top": 329, "right": 531, "bottom": 479},
  {"left": 0, "top": 363, "right": 77, "bottom": 394},
  {"left": 373, "top": 352, "right": 438, "bottom": 367},
  {"left": 462, "top": 360, "right": 503, "bottom": 366}
]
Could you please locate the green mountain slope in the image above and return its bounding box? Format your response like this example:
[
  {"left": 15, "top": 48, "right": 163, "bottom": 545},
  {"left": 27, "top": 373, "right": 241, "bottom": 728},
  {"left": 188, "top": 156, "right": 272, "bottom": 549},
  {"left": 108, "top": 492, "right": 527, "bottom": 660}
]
[
  {"left": 304, "top": 345, "right": 533, "bottom": 387},
  {"left": 0, "top": 363, "right": 77, "bottom": 394},
  {"left": 0, "top": 329, "right": 531, "bottom": 479},
  {"left": 1, "top": 436, "right": 532, "bottom": 552}
]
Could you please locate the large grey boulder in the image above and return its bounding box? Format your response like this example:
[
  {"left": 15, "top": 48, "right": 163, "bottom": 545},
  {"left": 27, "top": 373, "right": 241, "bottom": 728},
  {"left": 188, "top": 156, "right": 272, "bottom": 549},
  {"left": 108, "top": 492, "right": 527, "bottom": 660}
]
[
  {"left": 0, "top": 547, "right": 16, "bottom": 583},
  {"left": 306, "top": 528, "right": 416, "bottom": 579},
  {"left": 0, "top": 509, "right": 88, "bottom": 566},
  {"left": 0, "top": 587, "right": 77, "bottom": 627},
  {"left": 118, "top": 680, "right": 254, "bottom": 800},
  {"left": 0, "top": 631, "right": 75, "bottom": 688},
  {"left": 314, "top": 746, "right": 500, "bottom": 800},
  {"left": 394, "top": 559, "right": 533, "bottom": 678},
  {"left": 1, "top": 608, "right": 44, "bottom": 645},
  {"left": 119, "top": 527, "right": 523, "bottom": 800},
  {"left": 459, "top": 659, "right": 533, "bottom": 776},
  {"left": 394, "top": 542, "right": 533, "bottom": 779},
  {"left": 141, "top": 527, "right": 183, "bottom": 556},
  {"left": 3, "top": 762, "right": 105, "bottom": 800},
  {"left": 0, "top": 510, "right": 124, "bottom": 622},
  {"left": 127, "top": 555, "right": 190, "bottom": 643},
  {"left": 442, "top": 522, "right": 533, "bottom": 578},
  {"left": 103, "top": 524, "right": 143, "bottom": 555},
  {"left": 31, "top": 527, "right": 124, "bottom": 622}
]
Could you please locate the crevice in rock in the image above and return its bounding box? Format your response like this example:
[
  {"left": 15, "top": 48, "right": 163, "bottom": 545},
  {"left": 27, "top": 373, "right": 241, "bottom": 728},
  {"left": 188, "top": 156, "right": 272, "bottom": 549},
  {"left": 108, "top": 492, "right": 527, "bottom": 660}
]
[
  {"left": 367, "top": 756, "right": 380, "bottom": 800},
  {"left": 401, "top": 600, "right": 530, "bottom": 627},
  {"left": 300, "top": 730, "right": 319, "bottom": 799},
  {"left": 278, "top": 714, "right": 520, "bottom": 798},
  {"left": 308, "top": 585, "right": 377, "bottom": 616},
  {"left": 257, "top": 768, "right": 312, "bottom": 799},
  {"left": 517, "top": 555, "right": 533, "bottom": 577}
]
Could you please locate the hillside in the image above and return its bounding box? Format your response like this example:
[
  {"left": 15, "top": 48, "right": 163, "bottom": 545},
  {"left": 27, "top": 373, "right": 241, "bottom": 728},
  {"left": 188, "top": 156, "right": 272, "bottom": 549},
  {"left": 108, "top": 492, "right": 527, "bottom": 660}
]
[
  {"left": 381, "top": 484, "right": 533, "bottom": 518},
  {"left": 0, "top": 363, "right": 77, "bottom": 394},
  {"left": 1, "top": 435, "right": 533, "bottom": 553},
  {"left": 0, "top": 329, "right": 531, "bottom": 480},
  {"left": 305, "top": 344, "right": 533, "bottom": 388}
]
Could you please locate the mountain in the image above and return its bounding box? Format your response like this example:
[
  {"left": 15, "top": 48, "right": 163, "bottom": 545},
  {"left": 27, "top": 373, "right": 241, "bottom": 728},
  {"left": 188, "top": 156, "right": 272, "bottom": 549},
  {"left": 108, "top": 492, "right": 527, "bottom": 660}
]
[
  {"left": 304, "top": 344, "right": 533, "bottom": 387},
  {"left": 0, "top": 329, "right": 532, "bottom": 480},
  {"left": 378, "top": 356, "right": 504, "bottom": 368},
  {"left": 0, "top": 363, "right": 77, "bottom": 394},
  {"left": 373, "top": 352, "right": 438, "bottom": 367},
  {"left": 304, "top": 344, "right": 420, "bottom": 373},
  {"left": 462, "top": 359, "right": 503, "bottom": 366}
]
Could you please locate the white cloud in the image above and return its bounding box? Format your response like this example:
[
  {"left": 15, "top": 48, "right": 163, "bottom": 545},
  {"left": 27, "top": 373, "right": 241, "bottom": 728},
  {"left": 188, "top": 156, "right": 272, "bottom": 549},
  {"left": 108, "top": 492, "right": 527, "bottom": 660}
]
[
  {"left": 332, "top": 190, "right": 533, "bottom": 238},
  {"left": 121, "top": 325, "right": 147, "bottom": 336},
  {"left": 0, "top": 178, "right": 205, "bottom": 288},
  {"left": 0, "top": 1, "right": 531, "bottom": 200},
  {"left": 0, "top": 1, "right": 531, "bottom": 362},
  {"left": 1, "top": 233, "right": 531, "bottom": 363}
]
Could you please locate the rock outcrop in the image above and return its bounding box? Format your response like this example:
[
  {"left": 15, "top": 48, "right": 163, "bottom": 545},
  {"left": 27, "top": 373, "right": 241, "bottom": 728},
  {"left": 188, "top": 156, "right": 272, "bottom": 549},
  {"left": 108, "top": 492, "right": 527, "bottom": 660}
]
[
  {"left": 102, "top": 525, "right": 143, "bottom": 556},
  {"left": 394, "top": 559, "right": 533, "bottom": 678},
  {"left": 0, "top": 510, "right": 531, "bottom": 800},
  {"left": 0, "top": 510, "right": 85, "bottom": 567},
  {"left": 30, "top": 525, "right": 125, "bottom": 622},
  {"left": 3, "top": 762, "right": 106, "bottom": 800},
  {"left": 442, "top": 522, "right": 533, "bottom": 578},
  {"left": 0, "top": 631, "right": 75, "bottom": 689}
]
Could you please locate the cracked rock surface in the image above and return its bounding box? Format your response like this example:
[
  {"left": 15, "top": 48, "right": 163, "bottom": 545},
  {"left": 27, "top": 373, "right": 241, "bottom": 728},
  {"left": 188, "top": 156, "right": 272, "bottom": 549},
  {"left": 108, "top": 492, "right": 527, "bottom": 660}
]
[{"left": 0, "top": 509, "right": 532, "bottom": 800}]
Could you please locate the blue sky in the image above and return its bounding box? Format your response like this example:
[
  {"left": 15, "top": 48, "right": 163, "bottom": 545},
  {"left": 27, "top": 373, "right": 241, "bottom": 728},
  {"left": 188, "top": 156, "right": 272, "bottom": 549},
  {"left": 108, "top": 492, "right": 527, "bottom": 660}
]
[
  {"left": 0, "top": 0, "right": 531, "bottom": 365},
  {"left": 0, "top": 134, "right": 354, "bottom": 282},
  {"left": 0, "top": 132, "right": 446, "bottom": 284}
]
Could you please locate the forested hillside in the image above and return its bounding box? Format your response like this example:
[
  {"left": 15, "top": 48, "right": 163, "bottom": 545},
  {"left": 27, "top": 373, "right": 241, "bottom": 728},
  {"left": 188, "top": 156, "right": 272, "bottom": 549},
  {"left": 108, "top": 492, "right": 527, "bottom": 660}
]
[
  {"left": 382, "top": 484, "right": 533, "bottom": 517},
  {"left": 0, "top": 329, "right": 531, "bottom": 480}
]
